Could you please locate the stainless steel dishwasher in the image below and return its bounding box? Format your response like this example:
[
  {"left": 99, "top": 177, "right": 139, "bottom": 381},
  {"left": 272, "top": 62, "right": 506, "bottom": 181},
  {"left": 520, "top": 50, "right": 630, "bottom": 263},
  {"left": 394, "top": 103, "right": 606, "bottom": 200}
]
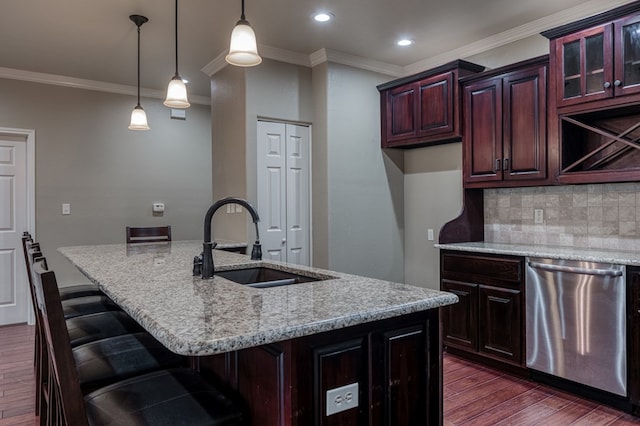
[{"left": 526, "top": 257, "right": 626, "bottom": 396}]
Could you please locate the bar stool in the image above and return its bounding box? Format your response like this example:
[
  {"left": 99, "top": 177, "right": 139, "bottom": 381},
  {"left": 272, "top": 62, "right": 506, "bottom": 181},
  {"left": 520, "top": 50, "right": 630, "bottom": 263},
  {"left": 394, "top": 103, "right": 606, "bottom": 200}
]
[
  {"left": 31, "top": 256, "right": 246, "bottom": 426},
  {"left": 22, "top": 233, "right": 104, "bottom": 300}
]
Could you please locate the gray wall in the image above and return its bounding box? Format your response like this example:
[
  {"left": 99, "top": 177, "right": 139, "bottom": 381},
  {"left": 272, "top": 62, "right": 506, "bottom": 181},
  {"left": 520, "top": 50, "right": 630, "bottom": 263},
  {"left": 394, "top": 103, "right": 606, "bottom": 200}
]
[
  {"left": 210, "top": 59, "right": 313, "bottom": 243},
  {"left": 209, "top": 60, "right": 404, "bottom": 282},
  {"left": 401, "top": 34, "right": 551, "bottom": 290},
  {"left": 404, "top": 143, "right": 463, "bottom": 289},
  {"left": 0, "top": 78, "right": 212, "bottom": 285},
  {"left": 324, "top": 63, "right": 405, "bottom": 282},
  {"left": 211, "top": 65, "right": 248, "bottom": 241}
]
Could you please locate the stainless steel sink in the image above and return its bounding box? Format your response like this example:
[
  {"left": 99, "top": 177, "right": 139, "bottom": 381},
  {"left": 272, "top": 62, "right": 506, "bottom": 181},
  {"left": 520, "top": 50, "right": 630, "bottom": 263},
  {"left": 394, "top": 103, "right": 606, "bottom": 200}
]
[{"left": 215, "top": 266, "right": 332, "bottom": 288}]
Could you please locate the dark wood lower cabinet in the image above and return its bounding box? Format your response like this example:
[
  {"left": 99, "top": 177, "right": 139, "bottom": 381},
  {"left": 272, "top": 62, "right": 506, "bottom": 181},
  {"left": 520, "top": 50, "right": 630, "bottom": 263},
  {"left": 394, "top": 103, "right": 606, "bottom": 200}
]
[
  {"left": 199, "top": 311, "right": 440, "bottom": 426},
  {"left": 440, "top": 250, "right": 525, "bottom": 373}
]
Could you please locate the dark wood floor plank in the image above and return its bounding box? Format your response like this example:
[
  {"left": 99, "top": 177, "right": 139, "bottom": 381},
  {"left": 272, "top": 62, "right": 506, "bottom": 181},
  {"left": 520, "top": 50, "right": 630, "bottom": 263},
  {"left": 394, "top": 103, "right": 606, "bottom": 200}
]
[{"left": 459, "top": 387, "right": 553, "bottom": 425}]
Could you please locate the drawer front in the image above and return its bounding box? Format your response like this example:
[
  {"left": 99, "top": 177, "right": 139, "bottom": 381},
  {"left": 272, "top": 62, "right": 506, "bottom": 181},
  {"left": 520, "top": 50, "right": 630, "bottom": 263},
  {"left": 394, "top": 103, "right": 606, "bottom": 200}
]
[{"left": 441, "top": 252, "right": 522, "bottom": 286}]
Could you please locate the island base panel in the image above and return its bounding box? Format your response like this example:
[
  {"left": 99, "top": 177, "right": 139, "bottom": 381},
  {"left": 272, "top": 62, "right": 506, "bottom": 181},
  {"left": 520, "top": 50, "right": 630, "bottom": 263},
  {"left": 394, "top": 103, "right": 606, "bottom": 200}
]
[{"left": 199, "top": 310, "right": 442, "bottom": 426}]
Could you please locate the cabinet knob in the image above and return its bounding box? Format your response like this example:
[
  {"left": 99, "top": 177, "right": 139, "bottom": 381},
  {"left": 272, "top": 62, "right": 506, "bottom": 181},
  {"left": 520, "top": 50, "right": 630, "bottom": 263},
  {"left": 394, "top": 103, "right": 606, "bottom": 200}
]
[
  {"left": 614, "top": 80, "right": 622, "bottom": 87},
  {"left": 495, "top": 159, "right": 501, "bottom": 172},
  {"left": 604, "top": 81, "right": 612, "bottom": 89},
  {"left": 503, "top": 158, "right": 509, "bottom": 171},
  {"left": 282, "top": 238, "right": 287, "bottom": 245}
]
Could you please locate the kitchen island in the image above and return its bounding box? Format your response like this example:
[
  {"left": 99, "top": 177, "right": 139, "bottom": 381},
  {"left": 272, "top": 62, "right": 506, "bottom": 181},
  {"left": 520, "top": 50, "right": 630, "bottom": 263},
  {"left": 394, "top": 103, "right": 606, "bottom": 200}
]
[{"left": 59, "top": 241, "right": 457, "bottom": 426}]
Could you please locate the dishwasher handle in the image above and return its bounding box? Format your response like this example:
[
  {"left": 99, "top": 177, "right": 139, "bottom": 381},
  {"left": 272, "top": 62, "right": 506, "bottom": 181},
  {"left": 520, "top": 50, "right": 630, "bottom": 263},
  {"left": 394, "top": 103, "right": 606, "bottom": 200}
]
[{"left": 527, "top": 260, "right": 623, "bottom": 277}]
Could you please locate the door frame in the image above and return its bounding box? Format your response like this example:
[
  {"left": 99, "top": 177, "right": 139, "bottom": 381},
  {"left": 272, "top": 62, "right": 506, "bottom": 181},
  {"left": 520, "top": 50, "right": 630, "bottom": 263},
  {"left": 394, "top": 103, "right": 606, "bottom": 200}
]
[
  {"left": 0, "top": 127, "right": 36, "bottom": 324},
  {"left": 256, "top": 118, "right": 313, "bottom": 265}
]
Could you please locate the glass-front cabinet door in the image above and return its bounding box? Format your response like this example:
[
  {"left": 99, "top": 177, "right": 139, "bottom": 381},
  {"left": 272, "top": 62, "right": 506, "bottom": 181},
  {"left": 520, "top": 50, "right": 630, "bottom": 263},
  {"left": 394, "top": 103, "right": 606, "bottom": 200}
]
[
  {"left": 614, "top": 14, "right": 640, "bottom": 97},
  {"left": 555, "top": 24, "right": 613, "bottom": 107}
]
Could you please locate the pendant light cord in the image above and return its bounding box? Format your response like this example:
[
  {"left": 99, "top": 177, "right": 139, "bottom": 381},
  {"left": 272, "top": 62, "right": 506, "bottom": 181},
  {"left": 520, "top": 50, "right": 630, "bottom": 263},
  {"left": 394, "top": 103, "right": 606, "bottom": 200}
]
[
  {"left": 241, "top": 0, "right": 246, "bottom": 20},
  {"left": 174, "top": 0, "right": 179, "bottom": 75},
  {"left": 136, "top": 24, "right": 141, "bottom": 106}
]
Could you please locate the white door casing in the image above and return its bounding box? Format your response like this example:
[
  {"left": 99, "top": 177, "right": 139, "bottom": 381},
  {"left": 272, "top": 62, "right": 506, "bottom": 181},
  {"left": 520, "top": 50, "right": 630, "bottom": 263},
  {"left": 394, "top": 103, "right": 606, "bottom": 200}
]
[
  {"left": 257, "top": 121, "right": 310, "bottom": 266},
  {"left": 0, "top": 128, "right": 35, "bottom": 326}
]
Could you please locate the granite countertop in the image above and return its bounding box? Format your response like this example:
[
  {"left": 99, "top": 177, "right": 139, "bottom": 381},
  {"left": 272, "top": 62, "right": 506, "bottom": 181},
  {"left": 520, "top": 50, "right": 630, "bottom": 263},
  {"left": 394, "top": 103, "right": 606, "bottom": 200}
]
[
  {"left": 436, "top": 241, "right": 640, "bottom": 266},
  {"left": 59, "top": 241, "right": 457, "bottom": 356}
]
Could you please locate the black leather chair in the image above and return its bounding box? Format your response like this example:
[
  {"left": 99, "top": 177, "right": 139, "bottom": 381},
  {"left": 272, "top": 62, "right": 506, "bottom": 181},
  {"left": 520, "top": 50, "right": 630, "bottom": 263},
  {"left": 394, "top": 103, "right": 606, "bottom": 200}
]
[
  {"left": 22, "top": 232, "right": 104, "bottom": 300},
  {"left": 25, "top": 244, "right": 120, "bottom": 320},
  {"left": 31, "top": 256, "right": 246, "bottom": 426}
]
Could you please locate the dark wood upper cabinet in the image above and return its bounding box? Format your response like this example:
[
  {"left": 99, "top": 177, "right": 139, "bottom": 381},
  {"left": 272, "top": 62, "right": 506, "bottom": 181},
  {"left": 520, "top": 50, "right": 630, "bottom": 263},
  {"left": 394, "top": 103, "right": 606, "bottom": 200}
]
[
  {"left": 543, "top": 2, "right": 640, "bottom": 184},
  {"left": 462, "top": 57, "right": 549, "bottom": 188},
  {"left": 548, "top": 11, "right": 640, "bottom": 108},
  {"left": 377, "top": 60, "right": 484, "bottom": 149}
]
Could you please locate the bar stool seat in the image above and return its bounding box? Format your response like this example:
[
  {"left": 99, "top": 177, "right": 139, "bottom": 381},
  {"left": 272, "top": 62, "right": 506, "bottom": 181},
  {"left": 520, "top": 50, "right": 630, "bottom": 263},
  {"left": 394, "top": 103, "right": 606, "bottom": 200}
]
[
  {"left": 73, "top": 331, "right": 184, "bottom": 394},
  {"left": 62, "top": 294, "right": 122, "bottom": 319},
  {"left": 66, "top": 311, "right": 145, "bottom": 347},
  {"left": 60, "top": 283, "right": 104, "bottom": 300},
  {"left": 84, "top": 368, "right": 245, "bottom": 426}
]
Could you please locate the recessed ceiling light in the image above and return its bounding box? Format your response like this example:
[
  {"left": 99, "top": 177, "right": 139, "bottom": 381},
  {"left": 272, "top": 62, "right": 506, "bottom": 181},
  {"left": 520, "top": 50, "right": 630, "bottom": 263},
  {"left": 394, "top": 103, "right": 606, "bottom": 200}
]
[
  {"left": 313, "top": 12, "right": 333, "bottom": 22},
  {"left": 397, "top": 39, "right": 414, "bottom": 47}
]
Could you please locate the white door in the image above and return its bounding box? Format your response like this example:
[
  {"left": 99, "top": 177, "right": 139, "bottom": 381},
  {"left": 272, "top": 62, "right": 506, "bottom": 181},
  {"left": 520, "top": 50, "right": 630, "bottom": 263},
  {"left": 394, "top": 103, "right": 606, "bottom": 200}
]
[
  {"left": 257, "top": 121, "right": 310, "bottom": 266},
  {"left": 0, "top": 129, "right": 34, "bottom": 325}
]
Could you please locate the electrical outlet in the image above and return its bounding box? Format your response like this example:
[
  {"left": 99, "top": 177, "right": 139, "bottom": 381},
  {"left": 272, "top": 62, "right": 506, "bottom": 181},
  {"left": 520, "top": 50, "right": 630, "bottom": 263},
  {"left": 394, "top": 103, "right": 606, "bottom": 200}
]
[
  {"left": 62, "top": 203, "right": 70, "bottom": 215},
  {"left": 326, "top": 382, "right": 358, "bottom": 416},
  {"left": 534, "top": 209, "right": 544, "bottom": 224}
]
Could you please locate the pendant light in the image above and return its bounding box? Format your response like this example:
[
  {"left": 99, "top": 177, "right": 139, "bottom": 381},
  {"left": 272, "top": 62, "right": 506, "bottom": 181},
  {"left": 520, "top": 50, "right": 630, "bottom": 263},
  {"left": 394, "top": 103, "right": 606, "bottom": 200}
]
[
  {"left": 164, "top": 0, "right": 190, "bottom": 108},
  {"left": 129, "top": 15, "right": 150, "bottom": 131},
  {"left": 226, "top": 0, "right": 262, "bottom": 67}
]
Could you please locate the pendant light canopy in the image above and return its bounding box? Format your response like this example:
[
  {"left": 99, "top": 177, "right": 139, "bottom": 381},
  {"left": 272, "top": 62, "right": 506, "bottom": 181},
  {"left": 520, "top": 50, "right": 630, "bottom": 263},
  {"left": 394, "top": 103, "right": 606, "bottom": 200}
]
[
  {"left": 164, "top": 0, "right": 190, "bottom": 108},
  {"left": 226, "top": 0, "right": 262, "bottom": 67},
  {"left": 129, "top": 15, "right": 150, "bottom": 131}
]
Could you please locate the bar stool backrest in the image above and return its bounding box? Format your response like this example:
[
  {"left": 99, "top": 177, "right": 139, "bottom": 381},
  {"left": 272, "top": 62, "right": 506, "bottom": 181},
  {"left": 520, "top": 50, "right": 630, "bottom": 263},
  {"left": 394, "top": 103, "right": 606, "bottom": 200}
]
[{"left": 32, "top": 257, "right": 89, "bottom": 426}]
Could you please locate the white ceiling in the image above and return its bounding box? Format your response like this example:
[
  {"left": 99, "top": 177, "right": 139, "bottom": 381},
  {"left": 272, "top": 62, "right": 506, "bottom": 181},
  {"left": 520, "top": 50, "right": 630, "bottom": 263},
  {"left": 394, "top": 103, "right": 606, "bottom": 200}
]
[{"left": 0, "top": 0, "right": 634, "bottom": 100}]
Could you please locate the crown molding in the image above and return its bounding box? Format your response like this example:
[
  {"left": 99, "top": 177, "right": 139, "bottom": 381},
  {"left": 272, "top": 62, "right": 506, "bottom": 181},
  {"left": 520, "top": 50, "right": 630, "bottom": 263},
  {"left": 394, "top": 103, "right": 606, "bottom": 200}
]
[
  {"left": 0, "top": 66, "right": 211, "bottom": 105},
  {"left": 201, "top": 51, "right": 228, "bottom": 77},
  {"left": 202, "top": 45, "right": 313, "bottom": 77},
  {"left": 311, "top": 48, "right": 404, "bottom": 77},
  {"left": 403, "top": 0, "right": 634, "bottom": 75}
]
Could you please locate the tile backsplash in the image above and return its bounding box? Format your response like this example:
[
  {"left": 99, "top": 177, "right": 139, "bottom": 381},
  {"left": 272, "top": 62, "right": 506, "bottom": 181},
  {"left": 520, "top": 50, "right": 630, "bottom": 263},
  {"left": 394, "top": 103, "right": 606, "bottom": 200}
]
[{"left": 484, "top": 183, "right": 640, "bottom": 251}]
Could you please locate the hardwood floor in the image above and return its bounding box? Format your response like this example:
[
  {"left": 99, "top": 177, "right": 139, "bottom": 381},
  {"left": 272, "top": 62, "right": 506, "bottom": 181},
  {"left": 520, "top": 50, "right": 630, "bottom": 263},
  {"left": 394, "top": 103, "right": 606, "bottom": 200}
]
[
  {"left": 0, "top": 323, "right": 36, "bottom": 425},
  {"left": 1, "top": 323, "right": 639, "bottom": 425},
  {"left": 444, "top": 355, "right": 639, "bottom": 425}
]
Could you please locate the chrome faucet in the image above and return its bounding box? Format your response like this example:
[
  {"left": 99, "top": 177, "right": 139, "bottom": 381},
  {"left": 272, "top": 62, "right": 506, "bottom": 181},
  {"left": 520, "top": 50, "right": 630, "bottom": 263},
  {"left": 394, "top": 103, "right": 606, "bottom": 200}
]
[{"left": 196, "top": 197, "right": 262, "bottom": 279}]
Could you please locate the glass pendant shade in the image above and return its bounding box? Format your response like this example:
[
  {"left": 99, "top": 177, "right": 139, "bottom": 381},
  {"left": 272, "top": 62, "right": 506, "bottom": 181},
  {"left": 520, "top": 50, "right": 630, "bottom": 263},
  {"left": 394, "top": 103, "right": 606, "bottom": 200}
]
[
  {"left": 226, "top": 19, "right": 262, "bottom": 67},
  {"left": 129, "top": 105, "right": 150, "bottom": 130},
  {"left": 164, "top": 75, "right": 190, "bottom": 108}
]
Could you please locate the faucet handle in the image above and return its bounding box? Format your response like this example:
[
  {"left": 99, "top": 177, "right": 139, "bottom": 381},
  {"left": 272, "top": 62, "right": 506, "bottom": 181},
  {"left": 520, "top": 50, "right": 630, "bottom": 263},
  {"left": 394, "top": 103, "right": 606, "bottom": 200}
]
[
  {"left": 193, "top": 254, "right": 203, "bottom": 276},
  {"left": 251, "top": 242, "right": 262, "bottom": 260}
]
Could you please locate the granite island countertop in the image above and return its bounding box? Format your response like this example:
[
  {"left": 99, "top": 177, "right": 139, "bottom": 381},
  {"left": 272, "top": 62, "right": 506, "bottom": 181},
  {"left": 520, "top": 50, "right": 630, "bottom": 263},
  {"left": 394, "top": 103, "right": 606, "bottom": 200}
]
[
  {"left": 59, "top": 241, "right": 457, "bottom": 356},
  {"left": 436, "top": 241, "right": 640, "bottom": 266}
]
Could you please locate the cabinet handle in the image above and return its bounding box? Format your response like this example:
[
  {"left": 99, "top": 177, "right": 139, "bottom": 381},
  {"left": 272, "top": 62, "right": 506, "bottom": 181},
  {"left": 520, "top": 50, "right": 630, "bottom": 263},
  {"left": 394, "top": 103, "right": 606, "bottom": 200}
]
[
  {"left": 495, "top": 159, "right": 501, "bottom": 171},
  {"left": 503, "top": 158, "right": 509, "bottom": 171},
  {"left": 614, "top": 80, "right": 622, "bottom": 87},
  {"left": 604, "top": 81, "right": 612, "bottom": 89}
]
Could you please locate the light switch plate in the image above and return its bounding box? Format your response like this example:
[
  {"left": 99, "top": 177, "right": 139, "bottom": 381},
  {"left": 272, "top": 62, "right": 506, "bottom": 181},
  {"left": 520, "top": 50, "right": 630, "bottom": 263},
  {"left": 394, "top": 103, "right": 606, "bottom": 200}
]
[
  {"left": 326, "top": 382, "right": 358, "bottom": 416},
  {"left": 62, "top": 203, "right": 70, "bottom": 215}
]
